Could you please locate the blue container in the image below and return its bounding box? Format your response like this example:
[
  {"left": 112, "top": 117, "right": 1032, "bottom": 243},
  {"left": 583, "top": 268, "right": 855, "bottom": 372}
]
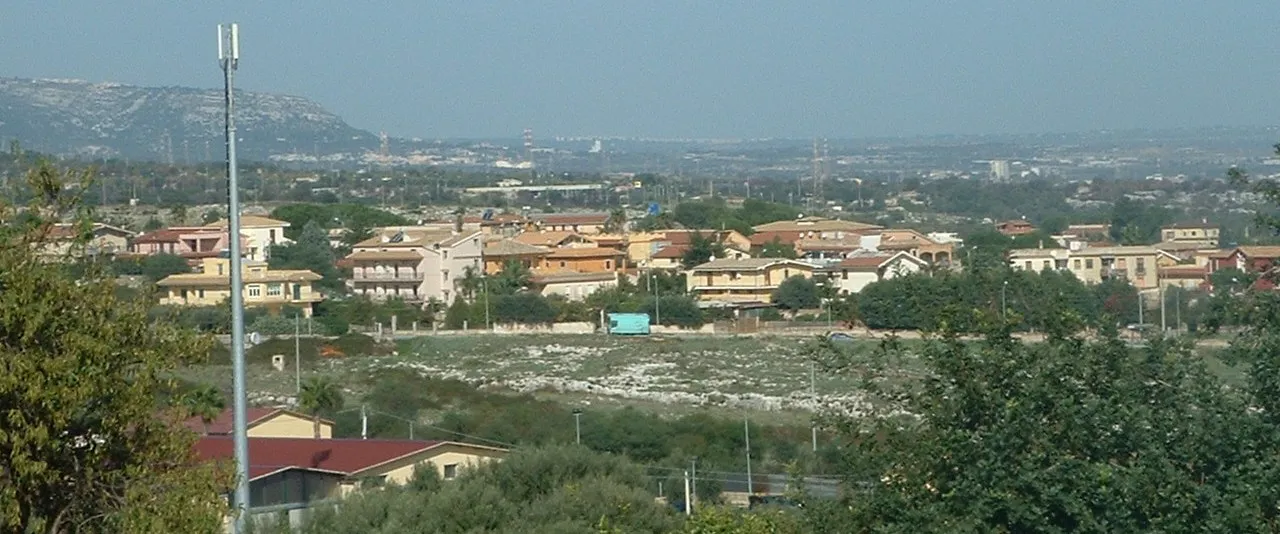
[{"left": 607, "top": 313, "right": 651, "bottom": 335}]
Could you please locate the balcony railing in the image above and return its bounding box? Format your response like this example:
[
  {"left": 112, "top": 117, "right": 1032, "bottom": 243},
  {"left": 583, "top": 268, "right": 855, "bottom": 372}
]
[{"left": 351, "top": 272, "right": 424, "bottom": 282}]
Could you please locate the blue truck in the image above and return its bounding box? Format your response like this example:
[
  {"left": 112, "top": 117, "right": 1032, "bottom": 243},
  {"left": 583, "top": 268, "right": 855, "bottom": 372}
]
[{"left": 607, "top": 313, "right": 651, "bottom": 335}]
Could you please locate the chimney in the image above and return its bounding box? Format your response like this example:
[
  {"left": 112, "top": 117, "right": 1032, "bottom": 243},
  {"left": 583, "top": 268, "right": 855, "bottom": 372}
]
[{"left": 453, "top": 213, "right": 463, "bottom": 234}]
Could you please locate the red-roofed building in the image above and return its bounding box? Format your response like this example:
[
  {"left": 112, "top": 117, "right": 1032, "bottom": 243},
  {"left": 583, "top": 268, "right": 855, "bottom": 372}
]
[
  {"left": 183, "top": 407, "right": 334, "bottom": 439},
  {"left": 996, "top": 220, "right": 1037, "bottom": 236},
  {"left": 195, "top": 437, "right": 507, "bottom": 509}
]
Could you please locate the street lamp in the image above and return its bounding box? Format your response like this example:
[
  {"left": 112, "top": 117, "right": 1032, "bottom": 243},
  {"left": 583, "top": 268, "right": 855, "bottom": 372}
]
[{"left": 1001, "top": 280, "right": 1008, "bottom": 321}]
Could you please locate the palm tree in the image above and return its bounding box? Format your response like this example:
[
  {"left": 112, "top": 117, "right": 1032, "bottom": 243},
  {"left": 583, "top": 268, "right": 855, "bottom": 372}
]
[
  {"left": 604, "top": 208, "right": 627, "bottom": 234},
  {"left": 458, "top": 266, "right": 484, "bottom": 300},
  {"left": 181, "top": 385, "right": 225, "bottom": 436},
  {"left": 298, "top": 377, "right": 345, "bottom": 438}
]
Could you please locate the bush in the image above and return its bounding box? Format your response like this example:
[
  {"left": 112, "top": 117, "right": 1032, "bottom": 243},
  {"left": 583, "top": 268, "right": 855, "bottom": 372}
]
[
  {"left": 644, "top": 295, "right": 704, "bottom": 328},
  {"left": 758, "top": 308, "right": 784, "bottom": 322},
  {"left": 492, "top": 292, "right": 557, "bottom": 325}
]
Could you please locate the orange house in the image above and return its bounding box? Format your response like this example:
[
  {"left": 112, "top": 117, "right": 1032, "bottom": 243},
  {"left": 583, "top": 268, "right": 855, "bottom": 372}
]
[{"left": 541, "top": 247, "right": 625, "bottom": 273}]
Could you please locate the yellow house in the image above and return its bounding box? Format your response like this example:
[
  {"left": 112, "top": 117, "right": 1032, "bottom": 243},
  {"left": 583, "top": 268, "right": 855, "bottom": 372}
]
[
  {"left": 1160, "top": 222, "right": 1219, "bottom": 247},
  {"left": 195, "top": 437, "right": 509, "bottom": 510},
  {"left": 686, "top": 258, "right": 817, "bottom": 305},
  {"left": 1009, "top": 245, "right": 1181, "bottom": 291},
  {"left": 156, "top": 256, "right": 323, "bottom": 316},
  {"left": 184, "top": 407, "right": 334, "bottom": 439}
]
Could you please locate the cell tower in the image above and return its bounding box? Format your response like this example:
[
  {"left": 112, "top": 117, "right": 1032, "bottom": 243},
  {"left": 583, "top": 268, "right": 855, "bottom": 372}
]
[
  {"left": 378, "top": 131, "right": 390, "bottom": 158},
  {"left": 812, "top": 138, "right": 822, "bottom": 201},
  {"left": 523, "top": 128, "right": 534, "bottom": 165}
]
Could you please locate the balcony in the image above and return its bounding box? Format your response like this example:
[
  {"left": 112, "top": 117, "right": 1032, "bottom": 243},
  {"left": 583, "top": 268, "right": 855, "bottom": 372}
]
[{"left": 350, "top": 271, "right": 424, "bottom": 282}]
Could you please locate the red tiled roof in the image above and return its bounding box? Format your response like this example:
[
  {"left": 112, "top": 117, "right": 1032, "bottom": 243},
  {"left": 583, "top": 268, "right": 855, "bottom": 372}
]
[
  {"left": 545, "top": 247, "right": 624, "bottom": 259},
  {"left": 749, "top": 231, "right": 804, "bottom": 246},
  {"left": 194, "top": 436, "right": 440, "bottom": 478},
  {"left": 132, "top": 229, "right": 186, "bottom": 244},
  {"left": 837, "top": 255, "right": 891, "bottom": 271},
  {"left": 652, "top": 245, "right": 688, "bottom": 259},
  {"left": 533, "top": 213, "right": 609, "bottom": 226},
  {"left": 1159, "top": 266, "right": 1209, "bottom": 278}
]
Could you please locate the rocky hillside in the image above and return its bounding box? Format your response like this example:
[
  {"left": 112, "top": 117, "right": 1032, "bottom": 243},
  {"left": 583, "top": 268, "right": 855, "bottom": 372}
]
[{"left": 0, "top": 77, "right": 377, "bottom": 161}]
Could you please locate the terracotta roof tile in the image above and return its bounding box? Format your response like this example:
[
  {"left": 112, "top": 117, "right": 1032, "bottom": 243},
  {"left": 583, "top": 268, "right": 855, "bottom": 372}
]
[{"left": 194, "top": 436, "right": 442, "bottom": 478}]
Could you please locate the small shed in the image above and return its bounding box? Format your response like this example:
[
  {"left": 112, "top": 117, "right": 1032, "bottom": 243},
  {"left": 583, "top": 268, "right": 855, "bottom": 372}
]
[{"left": 607, "top": 313, "right": 651, "bottom": 335}]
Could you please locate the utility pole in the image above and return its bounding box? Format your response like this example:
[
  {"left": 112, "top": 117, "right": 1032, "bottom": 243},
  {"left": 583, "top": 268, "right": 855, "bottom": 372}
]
[
  {"left": 572, "top": 408, "right": 583, "bottom": 445},
  {"left": 810, "top": 360, "right": 818, "bottom": 452},
  {"left": 1160, "top": 284, "right": 1167, "bottom": 332},
  {"left": 1138, "top": 290, "right": 1144, "bottom": 329},
  {"left": 218, "top": 23, "right": 249, "bottom": 534},
  {"left": 683, "top": 471, "right": 691, "bottom": 516},
  {"left": 653, "top": 271, "right": 661, "bottom": 326},
  {"left": 744, "top": 418, "right": 753, "bottom": 495},
  {"left": 361, "top": 404, "right": 368, "bottom": 440},
  {"left": 690, "top": 458, "right": 698, "bottom": 514},
  {"left": 483, "top": 278, "right": 491, "bottom": 330},
  {"left": 294, "top": 314, "right": 301, "bottom": 394}
]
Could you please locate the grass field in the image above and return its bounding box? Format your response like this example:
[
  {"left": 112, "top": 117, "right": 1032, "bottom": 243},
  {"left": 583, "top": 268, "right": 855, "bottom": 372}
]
[{"left": 178, "top": 331, "right": 1246, "bottom": 421}]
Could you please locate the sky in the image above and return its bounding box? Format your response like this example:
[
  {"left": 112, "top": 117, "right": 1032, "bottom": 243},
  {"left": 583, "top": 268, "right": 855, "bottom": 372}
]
[{"left": 3, "top": 1, "right": 1279, "bottom": 139}]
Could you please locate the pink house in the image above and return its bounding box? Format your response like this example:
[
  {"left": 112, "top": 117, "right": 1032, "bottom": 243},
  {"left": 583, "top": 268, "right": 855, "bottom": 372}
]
[{"left": 128, "top": 227, "right": 246, "bottom": 260}]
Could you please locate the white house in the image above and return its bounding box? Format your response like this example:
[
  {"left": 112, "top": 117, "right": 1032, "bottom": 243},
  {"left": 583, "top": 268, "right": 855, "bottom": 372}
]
[{"left": 827, "top": 251, "right": 927, "bottom": 295}]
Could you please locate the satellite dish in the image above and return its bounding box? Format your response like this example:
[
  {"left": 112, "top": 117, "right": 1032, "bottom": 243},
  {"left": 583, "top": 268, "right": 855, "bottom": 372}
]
[{"left": 247, "top": 332, "right": 261, "bottom": 347}]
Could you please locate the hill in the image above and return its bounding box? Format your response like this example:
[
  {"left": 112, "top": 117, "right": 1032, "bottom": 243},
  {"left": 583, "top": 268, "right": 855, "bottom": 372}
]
[{"left": 0, "top": 77, "right": 377, "bottom": 161}]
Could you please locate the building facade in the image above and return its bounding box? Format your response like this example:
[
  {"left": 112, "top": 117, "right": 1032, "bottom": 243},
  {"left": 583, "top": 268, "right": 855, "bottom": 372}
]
[
  {"left": 685, "top": 258, "right": 817, "bottom": 305},
  {"left": 156, "top": 256, "right": 323, "bottom": 315},
  {"left": 345, "top": 228, "right": 484, "bottom": 305}
]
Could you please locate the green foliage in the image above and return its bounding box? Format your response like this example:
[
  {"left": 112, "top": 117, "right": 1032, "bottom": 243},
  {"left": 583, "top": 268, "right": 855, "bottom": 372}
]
[
  {"left": 284, "top": 446, "right": 680, "bottom": 534},
  {"left": 854, "top": 268, "right": 1129, "bottom": 332},
  {"left": 683, "top": 506, "right": 805, "bottom": 534},
  {"left": 444, "top": 298, "right": 473, "bottom": 329},
  {"left": 490, "top": 260, "right": 533, "bottom": 295},
  {"left": 0, "top": 161, "right": 227, "bottom": 532},
  {"left": 181, "top": 385, "right": 226, "bottom": 436},
  {"left": 139, "top": 253, "right": 191, "bottom": 281},
  {"left": 269, "top": 203, "right": 410, "bottom": 241},
  {"left": 772, "top": 276, "right": 821, "bottom": 312},
  {"left": 1109, "top": 196, "right": 1172, "bottom": 245},
  {"left": 299, "top": 376, "right": 344, "bottom": 438},
  {"left": 759, "top": 236, "right": 797, "bottom": 258},
  {"left": 268, "top": 220, "right": 341, "bottom": 292},
  {"left": 820, "top": 326, "right": 1280, "bottom": 533},
  {"left": 959, "top": 228, "right": 1059, "bottom": 271},
  {"left": 681, "top": 232, "right": 726, "bottom": 269},
  {"left": 492, "top": 292, "right": 558, "bottom": 325},
  {"left": 643, "top": 295, "right": 705, "bottom": 327}
]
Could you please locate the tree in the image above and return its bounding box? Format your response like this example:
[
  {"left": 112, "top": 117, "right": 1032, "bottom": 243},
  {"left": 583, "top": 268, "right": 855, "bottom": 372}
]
[
  {"left": 681, "top": 232, "right": 726, "bottom": 269},
  {"left": 759, "top": 236, "right": 796, "bottom": 259},
  {"left": 269, "top": 220, "right": 340, "bottom": 292},
  {"left": 181, "top": 385, "right": 226, "bottom": 436},
  {"left": 492, "top": 292, "right": 558, "bottom": 325},
  {"left": 142, "top": 216, "right": 164, "bottom": 231},
  {"left": 772, "top": 276, "right": 820, "bottom": 313},
  {"left": 816, "top": 325, "right": 1280, "bottom": 532},
  {"left": 168, "top": 203, "right": 188, "bottom": 224},
  {"left": 0, "top": 161, "right": 226, "bottom": 532},
  {"left": 490, "top": 260, "right": 532, "bottom": 295},
  {"left": 140, "top": 253, "right": 191, "bottom": 282},
  {"left": 298, "top": 376, "right": 345, "bottom": 438},
  {"left": 604, "top": 208, "right": 627, "bottom": 233}
]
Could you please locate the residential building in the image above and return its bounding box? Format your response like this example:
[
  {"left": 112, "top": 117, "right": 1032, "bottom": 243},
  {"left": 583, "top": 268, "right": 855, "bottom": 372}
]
[
  {"left": 128, "top": 227, "right": 245, "bottom": 261},
  {"left": 748, "top": 230, "right": 805, "bottom": 255},
  {"left": 996, "top": 220, "right": 1037, "bottom": 236},
  {"left": 659, "top": 229, "right": 753, "bottom": 253},
  {"left": 530, "top": 270, "right": 618, "bottom": 300},
  {"left": 874, "top": 229, "right": 955, "bottom": 265},
  {"left": 203, "top": 215, "right": 291, "bottom": 261},
  {"left": 649, "top": 244, "right": 749, "bottom": 271},
  {"left": 482, "top": 239, "right": 551, "bottom": 274},
  {"left": 542, "top": 246, "right": 625, "bottom": 273},
  {"left": 156, "top": 256, "right": 323, "bottom": 315},
  {"left": 1158, "top": 265, "right": 1210, "bottom": 291},
  {"left": 751, "top": 216, "right": 881, "bottom": 238},
  {"left": 990, "top": 160, "right": 1011, "bottom": 181},
  {"left": 345, "top": 227, "right": 483, "bottom": 305},
  {"left": 184, "top": 408, "right": 333, "bottom": 439},
  {"left": 195, "top": 437, "right": 507, "bottom": 509},
  {"left": 1161, "top": 222, "right": 1220, "bottom": 247},
  {"left": 1209, "top": 246, "right": 1280, "bottom": 274},
  {"left": 512, "top": 230, "right": 590, "bottom": 249},
  {"left": 795, "top": 236, "right": 863, "bottom": 265},
  {"left": 38, "top": 222, "right": 135, "bottom": 259},
  {"left": 1009, "top": 246, "right": 1180, "bottom": 291},
  {"left": 527, "top": 213, "right": 612, "bottom": 234},
  {"left": 826, "top": 252, "right": 927, "bottom": 295},
  {"left": 685, "top": 258, "right": 817, "bottom": 305}
]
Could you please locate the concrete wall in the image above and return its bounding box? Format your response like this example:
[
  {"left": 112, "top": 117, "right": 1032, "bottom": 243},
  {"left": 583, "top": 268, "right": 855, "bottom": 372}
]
[
  {"left": 492, "top": 322, "right": 596, "bottom": 334},
  {"left": 251, "top": 414, "right": 332, "bottom": 439}
]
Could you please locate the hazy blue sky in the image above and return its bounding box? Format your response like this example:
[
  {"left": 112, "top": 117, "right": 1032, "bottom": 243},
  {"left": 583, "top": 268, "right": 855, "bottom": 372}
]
[{"left": 3, "top": 2, "right": 1278, "bottom": 139}]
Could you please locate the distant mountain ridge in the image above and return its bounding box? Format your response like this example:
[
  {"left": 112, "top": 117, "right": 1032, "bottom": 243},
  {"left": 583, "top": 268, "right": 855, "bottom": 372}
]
[{"left": 0, "top": 77, "right": 377, "bottom": 161}]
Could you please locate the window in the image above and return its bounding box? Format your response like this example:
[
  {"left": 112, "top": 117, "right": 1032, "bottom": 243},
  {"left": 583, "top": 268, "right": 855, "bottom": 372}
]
[
  {"left": 1136, "top": 258, "right": 1146, "bottom": 271},
  {"left": 269, "top": 229, "right": 277, "bottom": 244},
  {"left": 198, "top": 289, "right": 206, "bottom": 298},
  {"left": 605, "top": 260, "right": 612, "bottom": 270},
  {"left": 1042, "top": 260, "right": 1050, "bottom": 270},
  {"left": 841, "top": 270, "right": 848, "bottom": 280},
  {"left": 443, "top": 464, "right": 458, "bottom": 479},
  {"left": 180, "top": 289, "right": 188, "bottom": 299},
  {"left": 1073, "top": 259, "right": 1081, "bottom": 269},
  {"left": 560, "top": 261, "right": 567, "bottom": 268},
  {"left": 217, "top": 263, "right": 225, "bottom": 276},
  {"left": 267, "top": 283, "right": 282, "bottom": 297},
  {"left": 247, "top": 285, "right": 261, "bottom": 297},
  {"left": 731, "top": 272, "right": 741, "bottom": 280},
  {"left": 1024, "top": 261, "right": 1031, "bottom": 270},
  {"left": 443, "top": 250, "right": 449, "bottom": 259}
]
